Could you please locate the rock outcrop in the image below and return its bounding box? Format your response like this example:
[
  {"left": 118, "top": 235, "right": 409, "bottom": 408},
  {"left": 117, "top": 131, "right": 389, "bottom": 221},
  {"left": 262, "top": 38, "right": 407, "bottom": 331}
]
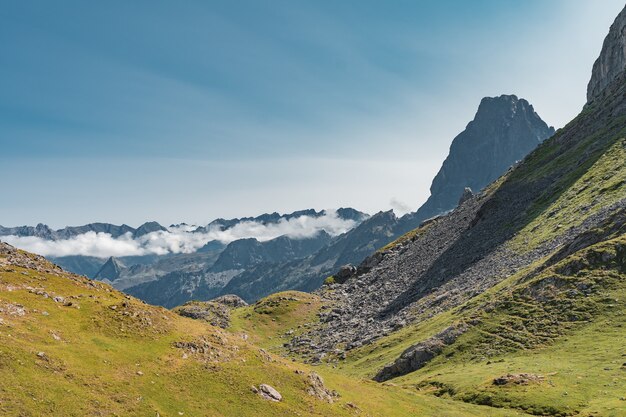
[
  {"left": 305, "top": 372, "right": 339, "bottom": 403},
  {"left": 587, "top": 6, "right": 626, "bottom": 103},
  {"left": 211, "top": 294, "right": 248, "bottom": 308},
  {"left": 374, "top": 324, "right": 468, "bottom": 382},
  {"left": 173, "top": 295, "right": 248, "bottom": 329}
]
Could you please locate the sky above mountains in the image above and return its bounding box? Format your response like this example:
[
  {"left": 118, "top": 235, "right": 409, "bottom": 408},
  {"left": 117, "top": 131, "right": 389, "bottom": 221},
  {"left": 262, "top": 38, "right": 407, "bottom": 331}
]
[{"left": 1, "top": 0, "right": 624, "bottom": 228}]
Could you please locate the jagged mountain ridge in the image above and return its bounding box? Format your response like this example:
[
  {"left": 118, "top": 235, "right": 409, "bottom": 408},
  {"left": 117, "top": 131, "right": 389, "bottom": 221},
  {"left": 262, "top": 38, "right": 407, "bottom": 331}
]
[
  {"left": 0, "top": 208, "right": 368, "bottom": 241},
  {"left": 211, "top": 231, "right": 332, "bottom": 272},
  {"left": 125, "top": 231, "right": 335, "bottom": 307},
  {"left": 0, "top": 221, "right": 165, "bottom": 240},
  {"left": 218, "top": 210, "right": 400, "bottom": 302}
]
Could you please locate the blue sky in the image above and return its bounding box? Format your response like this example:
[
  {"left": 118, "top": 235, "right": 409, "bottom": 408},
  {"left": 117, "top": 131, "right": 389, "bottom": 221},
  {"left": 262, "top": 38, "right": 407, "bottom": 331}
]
[{"left": 1, "top": 0, "right": 624, "bottom": 227}]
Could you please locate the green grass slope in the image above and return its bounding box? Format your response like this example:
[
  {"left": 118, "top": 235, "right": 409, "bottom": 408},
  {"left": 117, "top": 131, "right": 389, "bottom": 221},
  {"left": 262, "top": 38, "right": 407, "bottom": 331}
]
[
  {"left": 334, "top": 233, "right": 626, "bottom": 417},
  {"left": 0, "top": 246, "right": 527, "bottom": 417}
]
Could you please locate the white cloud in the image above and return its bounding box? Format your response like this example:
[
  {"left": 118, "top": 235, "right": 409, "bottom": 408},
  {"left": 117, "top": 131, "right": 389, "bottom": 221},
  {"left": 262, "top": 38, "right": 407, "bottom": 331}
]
[
  {"left": 1, "top": 210, "right": 357, "bottom": 258},
  {"left": 389, "top": 198, "right": 412, "bottom": 216},
  {"left": 2, "top": 232, "right": 144, "bottom": 258}
]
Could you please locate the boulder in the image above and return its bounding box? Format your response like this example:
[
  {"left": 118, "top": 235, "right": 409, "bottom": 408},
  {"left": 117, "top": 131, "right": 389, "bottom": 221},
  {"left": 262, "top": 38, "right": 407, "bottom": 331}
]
[
  {"left": 306, "top": 372, "right": 338, "bottom": 403},
  {"left": 493, "top": 373, "right": 544, "bottom": 386},
  {"left": 458, "top": 187, "right": 474, "bottom": 206},
  {"left": 258, "top": 384, "right": 282, "bottom": 401},
  {"left": 334, "top": 264, "right": 356, "bottom": 284}
]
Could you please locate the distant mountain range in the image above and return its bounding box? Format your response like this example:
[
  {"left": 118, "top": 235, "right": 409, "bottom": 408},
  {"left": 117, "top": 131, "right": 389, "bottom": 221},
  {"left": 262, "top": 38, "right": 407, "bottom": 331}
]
[
  {"left": 0, "top": 208, "right": 369, "bottom": 304},
  {"left": 0, "top": 94, "right": 554, "bottom": 307},
  {"left": 0, "top": 98, "right": 554, "bottom": 306},
  {"left": 192, "top": 94, "right": 556, "bottom": 303},
  {"left": 0, "top": 221, "right": 167, "bottom": 240}
]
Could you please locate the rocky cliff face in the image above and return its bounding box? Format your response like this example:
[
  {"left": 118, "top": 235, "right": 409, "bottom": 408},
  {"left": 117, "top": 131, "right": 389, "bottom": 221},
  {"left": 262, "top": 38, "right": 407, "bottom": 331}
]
[
  {"left": 399, "top": 95, "right": 554, "bottom": 233},
  {"left": 587, "top": 6, "right": 626, "bottom": 103}
]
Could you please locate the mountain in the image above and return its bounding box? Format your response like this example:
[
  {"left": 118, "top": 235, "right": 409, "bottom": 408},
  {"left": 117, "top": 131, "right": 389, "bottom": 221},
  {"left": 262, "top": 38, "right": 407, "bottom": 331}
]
[
  {"left": 4, "top": 6, "right": 626, "bottom": 416},
  {"left": 50, "top": 253, "right": 160, "bottom": 279},
  {"left": 218, "top": 210, "right": 400, "bottom": 302},
  {"left": 197, "top": 239, "right": 226, "bottom": 253},
  {"left": 54, "top": 222, "right": 136, "bottom": 239},
  {"left": 1, "top": 208, "right": 366, "bottom": 295},
  {"left": 212, "top": 231, "right": 332, "bottom": 272},
  {"left": 0, "top": 222, "right": 141, "bottom": 240},
  {"left": 262, "top": 8, "right": 626, "bottom": 415},
  {"left": 0, "top": 223, "right": 56, "bottom": 239},
  {"left": 94, "top": 256, "right": 126, "bottom": 281},
  {"left": 397, "top": 94, "right": 555, "bottom": 235},
  {"left": 132, "top": 221, "right": 168, "bottom": 237},
  {"left": 214, "top": 96, "right": 554, "bottom": 303},
  {"left": 125, "top": 231, "right": 334, "bottom": 307},
  {"left": 194, "top": 208, "right": 368, "bottom": 234},
  {"left": 48, "top": 255, "right": 106, "bottom": 278}
]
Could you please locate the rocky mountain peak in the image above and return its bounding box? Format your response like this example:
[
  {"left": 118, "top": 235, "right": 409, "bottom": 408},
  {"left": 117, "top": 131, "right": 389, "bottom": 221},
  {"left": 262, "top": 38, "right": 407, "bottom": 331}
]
[
  {"left": 587, "top": 5, "right": 626, "bottom": 103},
  {"left": 399, "top": 94, "right": 554, "bottom": 233},
  {"left": 94, "top": 256, "right": 126, "bottom": 281},
  {"left": 133, "top": 221, "right": 167, "bottom": 238}
]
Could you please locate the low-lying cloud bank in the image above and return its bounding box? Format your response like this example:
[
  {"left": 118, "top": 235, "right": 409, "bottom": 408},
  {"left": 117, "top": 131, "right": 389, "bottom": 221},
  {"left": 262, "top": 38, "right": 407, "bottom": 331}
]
[{"left": 2, "top": 211, "right": 357, "bottom": 258}]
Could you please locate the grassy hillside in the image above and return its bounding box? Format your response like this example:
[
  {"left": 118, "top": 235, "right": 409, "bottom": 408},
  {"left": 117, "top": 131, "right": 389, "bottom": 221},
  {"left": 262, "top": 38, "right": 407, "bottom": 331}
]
[
  {"left": 338, "top": 235, "right": 626, "bottom": 415},
  {"left": 234, "top": 233, "right": 625, "bottom": 416},
  {"left": 228, "top": 82, "right": 626, "bottom": 416},
  {"left": 0, "top": 245, "right": 528, "bottom": 417}
]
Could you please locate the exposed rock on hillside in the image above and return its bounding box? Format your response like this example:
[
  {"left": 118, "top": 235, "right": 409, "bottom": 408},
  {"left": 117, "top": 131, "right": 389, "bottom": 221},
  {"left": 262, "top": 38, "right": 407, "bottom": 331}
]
[
  {"left": 173, "top": 294, "right": 248, "bottom": 328},
  {"left": 587, "top": 6, "right": 626, "bottom": 103},
  {"left": 374, "top": 324, "right": 469, "bottom": 382},
  {"left": 306, "top": 372, "right": 339, "bottom": 403}
]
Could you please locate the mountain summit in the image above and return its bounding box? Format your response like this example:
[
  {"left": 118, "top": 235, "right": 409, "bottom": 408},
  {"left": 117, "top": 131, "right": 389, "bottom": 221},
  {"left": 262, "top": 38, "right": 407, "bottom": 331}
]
[
  {"left": 403, "top": 95, "right": 554, "bottom": 229},
  {"left": 94, "top": 256, "right": 126, "bottom": 281}
]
